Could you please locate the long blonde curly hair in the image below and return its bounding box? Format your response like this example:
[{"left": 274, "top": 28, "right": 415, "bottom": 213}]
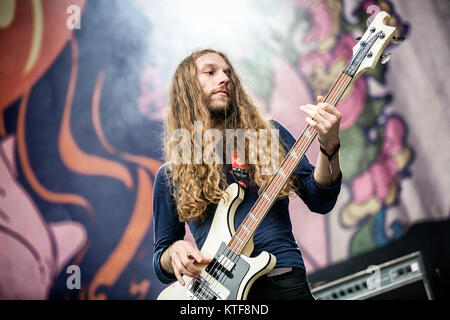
[{"left": 163, "top": 49, "right": 297, "bottom": 222}]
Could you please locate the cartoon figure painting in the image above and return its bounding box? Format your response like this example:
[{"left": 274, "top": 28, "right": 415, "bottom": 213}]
[{"left": 0, "top": 135, "right": 87, "bottom": 299}]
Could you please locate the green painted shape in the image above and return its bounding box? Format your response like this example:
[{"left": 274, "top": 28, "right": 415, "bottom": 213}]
[
  {"left": 339, "top": 126, "right": 365, "bottom": 182},
  {"left": 350, "top": 216, "right": 376, "bottom": 256},
  {"left": 363, "top": 125, "right": 384, "bottom": 169},
  {"left": 357, "top": 97, "right": 390, "bottom": 128}
]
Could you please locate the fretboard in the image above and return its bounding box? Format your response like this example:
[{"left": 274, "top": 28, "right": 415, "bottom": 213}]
[{"left": 227, "top": 71, "right": 353, "bottom": 255}]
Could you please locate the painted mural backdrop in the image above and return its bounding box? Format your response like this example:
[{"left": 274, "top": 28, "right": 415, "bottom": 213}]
[{"left": 0, "top": 0, "right": 449, "bottom": 299}]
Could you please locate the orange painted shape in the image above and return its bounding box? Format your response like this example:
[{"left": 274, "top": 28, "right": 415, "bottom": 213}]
[
  {"left": 88, "top": 168, "right": 154, "bottom": 300},
  {"left": 58, "top": 37, "right": 134, "bottom": 191},
  {"left": 17, "top": 90, "right": 94, "bottom": 218}
]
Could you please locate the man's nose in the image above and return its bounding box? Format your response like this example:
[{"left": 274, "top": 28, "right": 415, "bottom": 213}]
[{"left": 217, "top": 70, "right": 230, "bottom": 86}]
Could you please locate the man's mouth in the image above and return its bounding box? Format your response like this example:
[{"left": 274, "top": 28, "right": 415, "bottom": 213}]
[{"left": 214, "top": 89, "right": 228, "bottom": 97}]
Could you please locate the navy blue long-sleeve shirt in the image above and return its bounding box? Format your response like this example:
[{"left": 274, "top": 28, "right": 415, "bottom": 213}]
[{"left": 152, "top": 119, "right": 341, "bottom": 284}]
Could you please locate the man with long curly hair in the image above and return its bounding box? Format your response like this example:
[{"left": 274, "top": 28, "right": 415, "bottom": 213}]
[{"left": 153, "top": 49, "right": 342, "bottom": 300}]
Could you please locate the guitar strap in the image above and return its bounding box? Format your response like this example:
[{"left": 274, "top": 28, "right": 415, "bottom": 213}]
[{"left": 229, "top": 151, "right": 249, "bottom": 189}]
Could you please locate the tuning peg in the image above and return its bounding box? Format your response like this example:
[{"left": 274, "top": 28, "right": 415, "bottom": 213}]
[
  {"left": 381, "top": 53, "right": 392, "bottom": 64},
  {"left": 357, "top": 36, "right": 405, "bottom": 43},
  {"left": 392, "top": 36, "right": 405, "bottom": 43}
]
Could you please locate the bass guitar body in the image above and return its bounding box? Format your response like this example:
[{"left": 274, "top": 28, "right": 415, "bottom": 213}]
[{"left": 157, "top": 183, "right": 276, "bottom": 300}]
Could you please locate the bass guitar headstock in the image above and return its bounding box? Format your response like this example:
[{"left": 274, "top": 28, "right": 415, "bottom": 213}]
[{"left": 344, "top": 11, "right": 402, "bottom": 79}]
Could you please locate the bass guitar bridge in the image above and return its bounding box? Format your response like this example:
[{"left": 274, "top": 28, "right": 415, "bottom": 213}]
[{"left": 186, "top": 275, "right": 226, "bottom": 300}]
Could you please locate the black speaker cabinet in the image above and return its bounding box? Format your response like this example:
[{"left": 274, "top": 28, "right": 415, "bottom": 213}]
[{"left": 311, "top": 251, "right": 435, "bottom": 300}]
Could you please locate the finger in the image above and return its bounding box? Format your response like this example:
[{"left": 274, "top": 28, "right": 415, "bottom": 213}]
[
  {"left": 180, "top": 265, "right": 199, "bottom": 279},
  {"left": 300, "top": 104, "right": 325, "bottom": 121},
  {"left": 301, "top": 105, "right": 333, "bottom": 132},
  {"left": 317, "top": 108, "right": 337, "bottom": 128},
  {"left": 320, "top": 103, "right": 341, "bottom": 119},
  {"left": 306, "top": 104, "right": 329, "bottom": 125},
  {"left": 174, "top": 256, "right": 198, "bottom": 279},
  {"left": 186, "top": 246, "right": 212, "bottom": 264},
  {"left": 305, "top": 117, "right": 326, "bottom": 135},
  {"left": 188, "top": 264, "right": 203, "bottom": 276},
  {"left": 317, "top": 95, "right": 325, "bottom": 103},
  {"left": 176, "top": 254, "right": 201, "bottom": 278},
  {"left": 173, "top": 264, "right": 185, "bottom": 286},
  {"left": 183, "top": 258, "right": 203, "bottom": 276}
]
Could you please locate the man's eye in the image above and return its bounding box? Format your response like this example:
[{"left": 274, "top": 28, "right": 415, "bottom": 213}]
[{"left": 205, "top": 71, "right": 214, "bottom": 75}]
